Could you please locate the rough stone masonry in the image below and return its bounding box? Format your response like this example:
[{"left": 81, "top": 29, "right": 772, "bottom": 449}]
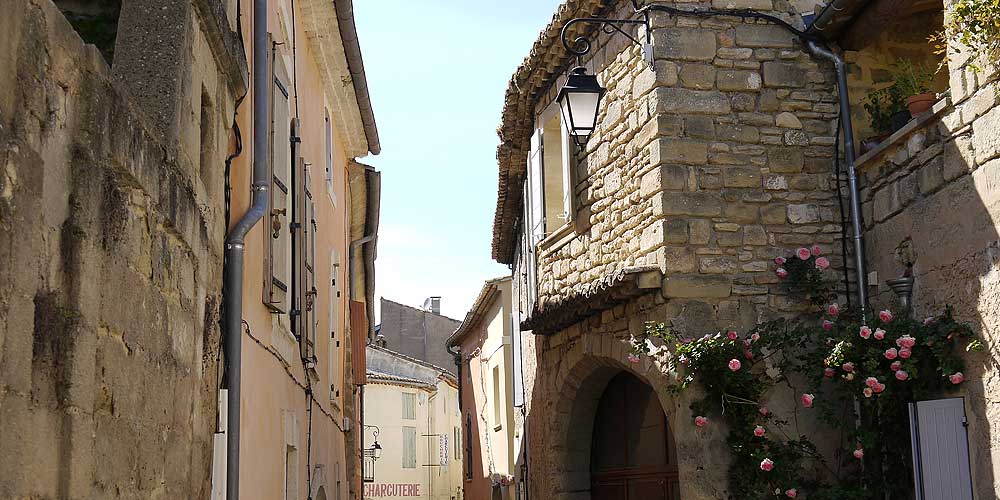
[{"left": 0, "top": 0, "right": 243, "bottom": 497}]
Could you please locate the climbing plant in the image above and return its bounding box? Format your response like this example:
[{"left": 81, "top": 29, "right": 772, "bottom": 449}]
[
  {"left": 630, "top": 246, "right": 983, "bottom": 499},
  {"left": 934, "top": 0, "right": 1000, "bottom": 74}
]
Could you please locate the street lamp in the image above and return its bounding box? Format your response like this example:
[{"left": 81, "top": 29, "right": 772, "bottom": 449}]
[
  {"left": 371, "top": 440, "right": 382, "bottom": 460},
  {"left": 557, "top": 66, "right": 606, "bottom": 151}
]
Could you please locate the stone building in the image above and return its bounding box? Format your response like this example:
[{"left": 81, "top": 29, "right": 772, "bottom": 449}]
[
  {"left": 489, "top": 0, "right": 1000, "bottom": 499},
  {"left": 447, "top": 277, "right": 519, "bottom": 500},
  {"left": 0, "top": 0, "right": 245, "bottom": 497},
  {"left": 0, "top": 0, "right": 381, "bottom": 499},
  {"left": 363, "top": 345, "right": 464, "bottom": 500},
  {"left": 378, "top": 297, "right": 462, "bottom": 373}
]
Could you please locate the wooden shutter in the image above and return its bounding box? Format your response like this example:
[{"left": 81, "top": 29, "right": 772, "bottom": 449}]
[
  {"left": 909, "top": 398, "right": 974, "bottom": 500},
  {"left": 264, "top": 40, "right": 293, "bottom": 313},
  {"left": 350, "top": 300, "right": 367, "bottom": 385},
  {"left": 294, "top": 152, "right": 317, "bottom": 361},
  {"left": 560, "top": 113, "right": 578, "bottom": 221},
  {"left": 528, "top": 127, "right": 545, "bottom": 243}
]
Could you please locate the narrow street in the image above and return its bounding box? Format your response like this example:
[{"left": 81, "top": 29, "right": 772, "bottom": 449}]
[{"left": 1, "top": 1, "right": 998, "bottom": 500}]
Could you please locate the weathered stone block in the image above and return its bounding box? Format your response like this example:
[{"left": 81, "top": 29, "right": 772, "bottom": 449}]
[
  {"left": 717, "top": 124, "right": 760, "bottom": 144},
  {"left": 723, "top": 166, "right": 762, "bottom": 188},
  {"left": 689, "top": 219, "right": 712, "bottom": 244},
  {"left": 713, "top": 0, "right": 772, "bottom": 8},
  {"left": 680, "top": 64, "right": 717, "bottom": 90},
  {"left": 775, "top": 112, "right": 802, "bottom": 129},
  {"left": 664, "top": 219, "right": 689, "bottom": 243},
  {"left": 717, "top": 70, "right": 762, "bottom": 92},
  {"left": 654, "top": 87, "right": 732, "bottom": 115},
  {"left": 787, "top": 203, "right": 820, "bottom": 224},
  {"left": 685, "top": 116, "right": 716, "bottom": 139},
  {"left": 735, "top": 24, "right": 796, "bottom": 48},
  {"left": 654, "top": 28, "right": 718, "bottom": 61},
  {"left": 763, "top": 62, "right": 806, "bottom": 88},
  {"left": 760, "top": 204, "right": 787, "bottom": 224},
  {"left": 658, "top": 192, "right": 723, "bottom": 216},
  {"left": 744, "top": 225, "right": 767, "bottom": 245},
  {"left": 651, "top": 138, "right": 709, "bottom": 165},
  {"left": 700, "top": 256, "right": 739, "bottom": 274},
  {"left": 663, "top": 246, "right": 697, "bottom": 273},
  {"left": 973, "top": 106, "right": 1000, "bottom": 164},
  {"left": 663, "top": 275, "right": 732, "bottom": 298},
  {"left": 767, "top": 146, "right": 804, "bottom": 172}
]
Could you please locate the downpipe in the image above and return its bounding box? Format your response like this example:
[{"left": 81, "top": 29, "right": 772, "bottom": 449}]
[
  {"left": 804, "top": 40, "right": 870, "bottom": 321},
  {"left": 223, "top": 0, "right": 269, "bottom": 497}
]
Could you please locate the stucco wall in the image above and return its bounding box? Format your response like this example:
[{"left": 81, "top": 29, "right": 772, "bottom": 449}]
[
  {"left": 0, "top": 0, "right": 240, "bottom": 497},
  {"left": 379, "top": 298, "right": 462, "bottom": 373}
]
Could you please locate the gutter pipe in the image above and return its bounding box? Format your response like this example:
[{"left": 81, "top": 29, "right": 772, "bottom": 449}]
[
  {"left": 804, "top": 39, "right": 869, "bottom": 321},
  {"left": 223, "top": 0, "right": 269, "bottom": 496}
]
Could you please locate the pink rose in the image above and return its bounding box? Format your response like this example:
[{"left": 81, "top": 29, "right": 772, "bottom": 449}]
[
  {"left": 923, "top": 316, "right": 936, "bottom": 326},
  {"left": 815, "top": 257, "right": 830, "bottom": 270},
  {"left": 896, "top": 335, "right": 916, "bottom": 349},
  {"left": 759, "top": 406, "right": 770, "bottom": 416},
  {"left": 754, "top": 425, "right": 766, "bottom": 437},
  {"left": 751, "top": 333, "right": 760, "bottom": 343},
  {"left": 879, "top": 309, "right": 893, "bottom": 322},
  {"left": 865, "top": 376, "right": 879, "bottom": 388},
  {"left": 827, "top": 303, "right": 840, "bottom": 317},
  {"left": 884, "top": 348, "right": 898, "bottom": 360},
  {"left": 899, "top": 348, "right": 912, "bottom": 359},
  {"left": 786, "top": 488, "right": 799, "bottom": 498},
  {"left": 729, "top": 359, "right": 742, "bottom": 371},
  {"left": 845, "top": 372, "right": 855, "bottom": 381},
  {"left": 950, "top": 372, "right": 965, "bottom": 385},
  {"left": 797, "top": 248, "right": 811, "bottom": 260},
  {"left": 760, "top": 458, "right": 774, "bottom": 472},
  {"left": 842, "top": 362, "right": 855, "bottom": 373},
  {"left": 853, "top": 447, "right": 864, "bottom": 459},
  {"left": 890, "top": 361, "right": 902, "bottom": 371},
  {"left": 873, "top": 328, "right": 885, "bottom": 340},
  {"left": 745, "top": 350, "right": 755, "bottom": 360},
  {"left": 627, "top": 353, "right": 641, "bottom": 364},
  {"left": 863, "top": 387, "right": 873, "bottom": 398},
  {"left": 873, "top": 383, "right": 885, "bottom": 393},
  {"left": 776, "top": 267, "right": 788, "bottom": 278},
  {"left": 774, "top": 256, "right": 786, "bottom": 265},
  {"left": 694, "top": 415, "right": 708, "bottom": 427},
  {"left": 824, "top": 367, "right": 835, "bottom": 378},
  {"left": 801, "top": 393, "right": 814, "bottom": 408},
  {"left": 822, "top": 320, "right": 834, "bottom": 331},
  {"left": 895, "top": 370, "right": 909, "bottom": 381},
  {"left": 727, "top": 330, "right": 739, "bottom": 340},
  {"left": 812, "top": 244, "right": 823, "bottom": 256},
  {"left": 859, "top": 325, "right": 872, "bottom": 339}
]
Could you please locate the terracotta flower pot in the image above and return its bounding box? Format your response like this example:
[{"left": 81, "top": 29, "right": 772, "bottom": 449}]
[{"left": 906, "top": 92, "right": 936, "bottom": 117}]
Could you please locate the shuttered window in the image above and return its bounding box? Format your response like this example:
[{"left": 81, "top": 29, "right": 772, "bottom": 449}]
[
  {"left": 329, "top": 249, "right": 341, "bottom": 401},
  {"left": 294, "top": 152, "right": 318, "bottom": 361},
  {"left": 909, "top": 398, "right": 974, "bottom": 500},
  {"left": 264, "top": 39, "right": 293, "bottom": 313},
  {"left": 402, "top": 392, "right": 416, "bottom": 420},
  {"left": 402, "top": 426, "right": 417, "bottom": 469}
]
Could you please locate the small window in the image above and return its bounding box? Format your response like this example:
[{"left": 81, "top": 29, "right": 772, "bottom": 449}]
[
  {"left": 329, "top": 249, "right": 341, "bottom": 402},
  {"left": 324, "top": 110, "right": 337, "bottom": 207},
  {"left": 465, "top": 414, "right": 473, "bottom": 479},
  {"left": 402, "top": 393, "right": 416, "bottom": 420},
  {"left": 526, "top": 103, "right": 577, "bottom": 244},
  {"left": 284, "top": 444, "right": 298, "bottom": 500},
  {"left": 402, "top": 426, "right": 417, "bottom": 469},
  {"left": 492, "top": 365, "right": 502, "bottom": 430},
  {"left": 264, "top": 38, "right": 293, "bottom": 315}
]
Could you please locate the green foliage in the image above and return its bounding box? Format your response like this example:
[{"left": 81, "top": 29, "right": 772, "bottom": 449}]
[
  {"left": 890, "top": 60, "right": 935, "bottom": 97},
  {"left": 938, "top": 0, "right": 1000, "bottom": 73},
  {"left": 863, "top": 86, "right": 904, "bottom": 134},
  {"left": 631, "top": 245, "right": 981, "bottom": 499}
]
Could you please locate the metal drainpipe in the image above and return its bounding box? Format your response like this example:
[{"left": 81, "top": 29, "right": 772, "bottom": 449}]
[
  {"left": 804, "top": 39, "right": 869, "bottom": 321},
  {"left": 223, "top": 0, "right": 269, "bottom": 496},
  {"left": 348, "top": 235, "right": 375, "bottom": 300}
]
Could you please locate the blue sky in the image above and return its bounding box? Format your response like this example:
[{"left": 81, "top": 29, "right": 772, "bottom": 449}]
[{"left": 354, "top": 0, "right": 562, "bottom": 321}]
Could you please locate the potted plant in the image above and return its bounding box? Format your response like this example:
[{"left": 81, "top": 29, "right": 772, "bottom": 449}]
[
  {"left": 891, "top": 60, "right": 937, "bottom": 116},
  {"left": 862, "top": 86, "right": 904, "bottom": 152}
]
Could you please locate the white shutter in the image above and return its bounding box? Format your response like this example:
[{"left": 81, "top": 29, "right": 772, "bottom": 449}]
[
  {"left": 295, "top": 153, "right": 317, "bottom": 361},
  {"left": 560, "top": 113, "right": 577, "bottom": 221},
  {"left": 528, "top": 127, "right": 545, "bottom": 243},
  {"left": 909, "top": 398, "right": 974, "bottom": 500}
]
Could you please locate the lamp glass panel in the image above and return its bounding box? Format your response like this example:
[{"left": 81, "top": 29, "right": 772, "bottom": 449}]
[{"left": 566, "top": 91, "right": 600, "bottom": 135}]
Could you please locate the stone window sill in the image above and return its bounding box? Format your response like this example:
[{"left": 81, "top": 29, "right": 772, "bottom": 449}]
[
  {"left": 537, "top": 221, "right": 575, "bottom": 257},
  {"left": 856, "top": 98, "right": 950, "bottom": 170}
]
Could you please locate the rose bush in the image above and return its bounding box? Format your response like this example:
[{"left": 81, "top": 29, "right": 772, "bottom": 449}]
[{"left": 630, "top": 245, "right": 983, "bottom": 499}]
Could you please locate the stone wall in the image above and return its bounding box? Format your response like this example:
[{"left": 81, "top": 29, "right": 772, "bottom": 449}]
[
  {"left": 378, "top": 298, "right": 462, "bottom": 372},
  {"left": 531, "top": 0, "right": 843, "bottom": 335},
  {"left": 857, "top": 33, "right": 1000, "bottom": 495},
  {"left": 0, "top": 0, "right": 241, "bottom": 497}
]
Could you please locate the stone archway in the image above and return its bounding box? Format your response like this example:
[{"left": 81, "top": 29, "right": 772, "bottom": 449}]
[{"left": 541, "top": 335, "right": 730, "bottom": 500}]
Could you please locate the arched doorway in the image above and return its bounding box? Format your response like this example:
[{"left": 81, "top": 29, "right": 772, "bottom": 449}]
[{"left": 590, "top": 372, "right": 679, "bottom": 500}]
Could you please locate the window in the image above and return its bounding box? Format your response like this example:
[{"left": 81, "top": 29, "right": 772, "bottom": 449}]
[
  {"left": 465, "top": 414, "right": 473, "bottom": 479},
  {"left": 402, "top": 393, "right": 416, "bottom": 420},
  {"left": 526, "top": 103, "right": 577, "bottom": 246},
  {"left": 284, "top": 444, "right": 298, "bottom": 500},
  {"left": 492, "top": 365, "right": 502, "bottom": 431},
  {"left": 324, "top": 110, "right": 337, "bottom": 207},
  {"left": 402, "top": 426, "right": 417, "bottom": 469},
  {"left": 293, "top": 152, "right": 318, "bottom": 362}
]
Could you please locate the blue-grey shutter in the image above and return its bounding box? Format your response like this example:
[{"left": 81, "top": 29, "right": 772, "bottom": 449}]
[
  {"left": 909, "top": 397, "right": 974, "bottom": 500},
  {"left": 264, "top": 41, "right": 292, "bottom": 313}
]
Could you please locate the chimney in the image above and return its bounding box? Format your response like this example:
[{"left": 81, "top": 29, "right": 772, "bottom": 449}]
[{"left": 422, "top": 296, "right": 441, "bottom": 315}]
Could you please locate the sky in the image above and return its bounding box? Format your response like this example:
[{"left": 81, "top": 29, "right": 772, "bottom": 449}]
[{"left": 354, "top": 0, "right": 562, "bottom": 321}]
